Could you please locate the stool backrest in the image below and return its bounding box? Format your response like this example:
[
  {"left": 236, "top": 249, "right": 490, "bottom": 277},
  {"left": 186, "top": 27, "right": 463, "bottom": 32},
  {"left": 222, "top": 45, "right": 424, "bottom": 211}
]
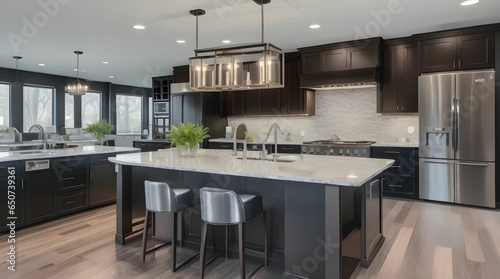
[
  {"left": 199, "top": 187, "right": 245, "bottom": 224},
  {"left": 144, "top": 180, "right": 177, "bottom": 212}
]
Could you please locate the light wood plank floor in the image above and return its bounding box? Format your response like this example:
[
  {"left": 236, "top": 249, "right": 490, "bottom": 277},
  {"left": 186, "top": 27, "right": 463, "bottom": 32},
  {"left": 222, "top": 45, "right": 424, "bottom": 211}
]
[{"left": 1, "top": 199, "right": 500, "bottom": 279}]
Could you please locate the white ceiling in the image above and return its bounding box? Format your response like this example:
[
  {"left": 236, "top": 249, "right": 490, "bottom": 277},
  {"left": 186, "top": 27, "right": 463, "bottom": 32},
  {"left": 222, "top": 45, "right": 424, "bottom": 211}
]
[{"left": 1, "top": 0, "right": 499, "bottom": 88}]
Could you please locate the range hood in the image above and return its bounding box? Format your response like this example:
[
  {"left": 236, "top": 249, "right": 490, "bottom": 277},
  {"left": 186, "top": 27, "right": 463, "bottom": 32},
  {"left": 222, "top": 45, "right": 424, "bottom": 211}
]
[{"left": 300, "top": 67, "right": 380, "bottom": 90}]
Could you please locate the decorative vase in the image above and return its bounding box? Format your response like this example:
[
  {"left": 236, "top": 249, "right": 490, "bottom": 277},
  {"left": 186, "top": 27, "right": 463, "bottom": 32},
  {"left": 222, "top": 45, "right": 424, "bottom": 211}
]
[{"left": 178, "top": 145, "right": 199, "bottom": 157}]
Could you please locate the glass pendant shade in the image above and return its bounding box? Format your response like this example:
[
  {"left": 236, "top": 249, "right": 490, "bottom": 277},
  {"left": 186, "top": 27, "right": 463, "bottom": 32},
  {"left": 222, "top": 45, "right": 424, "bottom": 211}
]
[{"left": 66, "top": 51, "right": 87, "bottom": 95}]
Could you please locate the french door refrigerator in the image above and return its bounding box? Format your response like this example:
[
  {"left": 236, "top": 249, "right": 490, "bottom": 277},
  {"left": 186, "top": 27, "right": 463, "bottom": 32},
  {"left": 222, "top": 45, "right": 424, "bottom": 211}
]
[{"left": 419, "top": 70, "right": 496, "bottom": 208}]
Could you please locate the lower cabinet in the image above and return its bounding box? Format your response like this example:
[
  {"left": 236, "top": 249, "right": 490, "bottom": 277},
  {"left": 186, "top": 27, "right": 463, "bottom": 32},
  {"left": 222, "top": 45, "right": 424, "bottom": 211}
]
[
  {"left": 89, "top": 164, "right": 116, "bottom": 206},
  {"left": 371, "top": 146, "right": 419, "bottom": 200},
  {"left": 133, "top": 141, "right": 171, "bottom": 152},
  {"left": 57, "top": 190, "right": 88, "bottom": 215},
  {"left": 0, "top": 161, "right": 24, "bottom": 232},
  {"left": 25, "top": 171, "right": 57, "bottom": 225}
]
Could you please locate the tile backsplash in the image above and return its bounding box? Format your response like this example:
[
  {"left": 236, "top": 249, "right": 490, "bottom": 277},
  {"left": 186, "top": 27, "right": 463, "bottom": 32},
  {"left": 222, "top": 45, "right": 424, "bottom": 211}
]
[{"left": 227, "top": 87, "right": 419, "bottom": 143}]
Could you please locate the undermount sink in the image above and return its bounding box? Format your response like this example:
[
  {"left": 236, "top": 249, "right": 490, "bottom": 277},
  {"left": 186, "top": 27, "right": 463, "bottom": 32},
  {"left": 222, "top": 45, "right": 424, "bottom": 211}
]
[{"left": 13, "top": 150, "right": 60, "bottom": 156}]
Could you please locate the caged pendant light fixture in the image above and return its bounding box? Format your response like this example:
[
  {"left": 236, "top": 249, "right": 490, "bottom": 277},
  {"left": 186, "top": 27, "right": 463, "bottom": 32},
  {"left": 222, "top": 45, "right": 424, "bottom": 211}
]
[
  {"left": 189, "top": 0, "right": 284, "bottom": 91},
  {"left": 65, "top": 51, "right": 88, "bottom": 95}
]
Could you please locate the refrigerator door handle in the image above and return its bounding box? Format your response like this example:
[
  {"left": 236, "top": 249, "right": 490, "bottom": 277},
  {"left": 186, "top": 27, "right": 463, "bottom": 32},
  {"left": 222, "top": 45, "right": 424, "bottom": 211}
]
[
  {"left": 458, "top": 162, "right": 490, "bottom": 167},
  {"left": 421, "top": 160, "right": 452, "bottom": 164},
  {"left": 452, "top": 97, "right": 459, "bottom": 153}
]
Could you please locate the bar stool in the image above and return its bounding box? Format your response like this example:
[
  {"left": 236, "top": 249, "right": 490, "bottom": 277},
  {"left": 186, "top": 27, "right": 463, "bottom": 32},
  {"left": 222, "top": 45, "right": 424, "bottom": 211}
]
[
  {"left": 199, "top": 187, "right": 268, "bottom": 279},
  {"left": 142, "top": 180, "right": 199, "bottom": 272}
]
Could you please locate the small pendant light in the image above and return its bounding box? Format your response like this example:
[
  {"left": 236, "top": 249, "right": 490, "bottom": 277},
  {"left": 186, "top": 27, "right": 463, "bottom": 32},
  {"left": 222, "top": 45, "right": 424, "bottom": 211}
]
[
  {"left": 65, "top": 51, "right": 88, "bottom": 95},
  {"left": 11, "top": 56, "right": 23, "bottom": 86}
]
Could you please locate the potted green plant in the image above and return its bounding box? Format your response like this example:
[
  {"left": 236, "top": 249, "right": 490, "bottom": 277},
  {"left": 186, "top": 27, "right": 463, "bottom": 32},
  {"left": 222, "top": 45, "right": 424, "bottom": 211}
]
[
  {"left": 84, "top": 120, "right": 114, "bottom": 143},
  {"left": 168, "top": 122, "right": 210, "bottom": 157}
]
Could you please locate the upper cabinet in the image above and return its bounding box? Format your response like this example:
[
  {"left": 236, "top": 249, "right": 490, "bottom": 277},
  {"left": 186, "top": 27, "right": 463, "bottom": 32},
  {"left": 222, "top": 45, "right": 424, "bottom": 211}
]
[
  {"left": 300, "top": 38, "right": 381, "bottom": 75},
  {"left": 152, "top": 75, "right": 173, "bottom": 101},
  {"left": 173, "top": 65, "right": 190, "bottom": 83},
  {"left": 418, "top": 33, "right": 495, "bottom": 73},
  {"left": 379, "top": 38, "right": 418, "bottom": 113}
]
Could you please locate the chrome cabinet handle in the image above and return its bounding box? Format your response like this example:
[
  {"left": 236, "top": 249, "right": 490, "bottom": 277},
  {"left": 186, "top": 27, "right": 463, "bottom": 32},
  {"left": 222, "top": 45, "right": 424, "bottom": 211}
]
[
  {"left": 62, "top": 177, "right": 75, "bottom": 181},
  {"left": 388, "top": 184, "right": 403, "bottom": 188},
  {"left": 458, "top": 162, "right": 490, "bottom": 167},
  {"left": 385, "top": 151, "right": 400, "bottom": 154}
]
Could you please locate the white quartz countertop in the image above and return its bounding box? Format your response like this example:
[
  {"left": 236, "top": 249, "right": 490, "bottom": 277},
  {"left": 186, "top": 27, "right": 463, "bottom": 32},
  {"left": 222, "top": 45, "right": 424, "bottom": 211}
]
[
  {"left": 109, "top": 148, "right": 394, "bottom": 187},
  {"left": 0, "top": 146, "right": 139, "bottom": 162},
  {"left": 371, "top": 142, "right": 419, "bottom": 148}
]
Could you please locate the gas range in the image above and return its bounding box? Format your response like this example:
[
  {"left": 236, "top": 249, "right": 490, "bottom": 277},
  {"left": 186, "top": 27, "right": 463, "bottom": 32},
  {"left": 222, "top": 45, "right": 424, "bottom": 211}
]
[{"left": 301, "top": 140, "right": 376, "bottom": 157}]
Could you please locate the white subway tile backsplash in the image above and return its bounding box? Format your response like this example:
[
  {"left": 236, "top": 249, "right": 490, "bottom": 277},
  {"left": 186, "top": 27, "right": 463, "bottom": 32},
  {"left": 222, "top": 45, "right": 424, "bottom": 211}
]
[{"left": 228, "top": 87, "right": 419, "bottom": 144}]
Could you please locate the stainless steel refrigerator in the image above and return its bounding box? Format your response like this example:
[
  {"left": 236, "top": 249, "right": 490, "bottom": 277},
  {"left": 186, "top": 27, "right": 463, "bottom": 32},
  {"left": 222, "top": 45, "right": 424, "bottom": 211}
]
[{"left": 419, "top": 70, "right": 496, "bottom": 208}]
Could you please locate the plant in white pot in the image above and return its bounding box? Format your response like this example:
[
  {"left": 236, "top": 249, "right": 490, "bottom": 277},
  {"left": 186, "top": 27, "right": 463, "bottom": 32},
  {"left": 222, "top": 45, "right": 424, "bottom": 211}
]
[
  {"left": 168, "top": 122, "right": 210, "bottom": 157},
  {"left": 84, "top": 120, "right": 114, "bottom": 144}
]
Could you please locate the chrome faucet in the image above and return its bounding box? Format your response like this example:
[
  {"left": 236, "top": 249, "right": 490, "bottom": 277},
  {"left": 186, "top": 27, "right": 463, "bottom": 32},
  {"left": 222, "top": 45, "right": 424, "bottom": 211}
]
[
  {"left": 232, "top": 123, "right": 248, "bottom": 158},
  {"left": 11, "top": 127, "right": 21, "bottom": 142},
  {"left": 28, "top": 124, "right": 47, "bottom": 150},
  {"left": 264, "top": 123, "right": 282, "bottom": 161}
]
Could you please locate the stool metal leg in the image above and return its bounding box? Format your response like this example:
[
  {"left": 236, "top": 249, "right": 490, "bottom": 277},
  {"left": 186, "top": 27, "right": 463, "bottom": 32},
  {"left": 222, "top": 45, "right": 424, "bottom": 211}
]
[
  {"left": 141, "top": 210, "right": 150, "bottom": 263},
  {"left": 200, "top": 221, "right": 208, "bottom": 278},
  {"left": 172, "top": 212, "right": 178, "bottom": 271},
  {"left": 238, "top": 222, "right": 245, "bottom": 279},
  {"left": 225, "top": 225, "right": 230, "bottom": 259}
]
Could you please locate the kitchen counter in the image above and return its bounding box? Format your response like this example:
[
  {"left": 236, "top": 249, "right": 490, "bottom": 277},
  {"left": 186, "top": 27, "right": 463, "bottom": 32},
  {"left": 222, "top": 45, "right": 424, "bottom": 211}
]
[
  {"left": 109, "top": 148, "right": 393, "bottom": 187},
  {"left": 371, "top": 142, "right": 419, "bottom": 148},
  {"left": 0, "top": 145, "right": 139, "bottom": 162},
  {"left": 112, "top": 149, "right": 390, "bottom": 278},
  {"left": 209, "top": 137, "right": 303, "bottom": 145},
  {"left": 132, "top": 139, "right": 172, "bottom": 143}
]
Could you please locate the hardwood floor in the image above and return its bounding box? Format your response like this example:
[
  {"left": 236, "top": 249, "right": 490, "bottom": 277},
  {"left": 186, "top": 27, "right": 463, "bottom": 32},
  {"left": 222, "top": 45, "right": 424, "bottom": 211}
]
[{"left": 1, "top": 199, "right": 500, "bottom": 279}]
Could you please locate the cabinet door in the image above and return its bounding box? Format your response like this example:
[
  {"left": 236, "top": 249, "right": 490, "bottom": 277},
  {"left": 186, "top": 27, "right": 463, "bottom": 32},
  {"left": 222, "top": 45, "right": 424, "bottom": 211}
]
[
  {"left": 419, "top": 37, "right": 457, "bottom": 73},
  {"left": 89, "top": 164, "right": 117, "bottom": 206},
  {"left": 0, "top": 175, "right": 24, "bottom": 232},
  {"left": 301, "top": 52, "right": 322, "bottom": 74},
  {"left": 349, "top": 46, "right": 379, "bottom": 69},
  {"left": 456, "top": 33, "right": 495, "bottom": 70},
  {"left": 245, "top": 90, "right": 262, "bottom": 115},
  {"left": 323, "top": 49, "right": 347, "bottom": 71},
  {"left": 25, "top": 171, "right": 56, "bottom": 225},
  {"left": 399, "top": 45, "right": 418, "bottom": 112},
  {"left": 261, "top": 88, "right": 281, "bottom": 115},
  {"left": 182, "top": 94, "right": 202, "bottom": 125},
  {"left": 381, "top": 46, "right": 400, "bottom": 112},
  {"left": 282, "top": 56, "right": 303, "bottom": 114}
]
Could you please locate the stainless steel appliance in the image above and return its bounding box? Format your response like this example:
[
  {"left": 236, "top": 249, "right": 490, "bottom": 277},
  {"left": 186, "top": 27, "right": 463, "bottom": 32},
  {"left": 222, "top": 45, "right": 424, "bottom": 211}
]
[
  {"left": 419, "top": 70, "right": 495, "bottom": 208},
  {"left": 301, "top": 141, "right": 375, "bottom": 157}
]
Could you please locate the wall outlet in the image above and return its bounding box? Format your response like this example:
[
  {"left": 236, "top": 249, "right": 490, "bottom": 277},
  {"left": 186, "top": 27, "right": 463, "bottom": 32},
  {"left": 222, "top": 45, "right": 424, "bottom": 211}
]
[{"left": 300, "top": 131, "right": 305, "bottom": 137}]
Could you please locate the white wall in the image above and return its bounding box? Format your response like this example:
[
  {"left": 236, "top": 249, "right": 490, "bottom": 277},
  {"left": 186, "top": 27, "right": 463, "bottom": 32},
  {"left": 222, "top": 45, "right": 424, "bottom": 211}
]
[{"left": 227, "top": 87, "right": 419, "bottom": 143}]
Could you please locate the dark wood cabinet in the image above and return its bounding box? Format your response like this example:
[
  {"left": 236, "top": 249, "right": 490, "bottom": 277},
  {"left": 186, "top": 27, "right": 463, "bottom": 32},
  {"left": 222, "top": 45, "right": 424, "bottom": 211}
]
[
  {"left": 380, "top": 39, "right": 418, "bottom": 113},
  {"left": 261, "top": 88, "right": 281, "bottom": 115},
  {"left": 152, "top": 75, "right": 173, "bottom": 101},
  {"left": 89, "top": 164, "right": 116, "bottom": 206},
  {"left": 245, "top": 90, "right": 262, "bottom": 115},
  {"left": 371, "top": 146, "right": 419, "bottom": 200},
  {"left": 133, "top": 141, "right": 171, "bottom": 152},
  {"left": 25, "top": 171, "right": 56, "bottom": 225},
  {"left": 418, "top": 33, "right": 494, "bottom": 73},
  {"left": 173, "top": 65, "right": 190, "bottom": 83},
  {"left": 300, "top": 38, "right": 381, "bottom": 75},
  {"left": 0, "top": 161, "right": 24, "bottom": 233},
  {"left": 221, "top": 91, "right": 245, "bottom": 116}
]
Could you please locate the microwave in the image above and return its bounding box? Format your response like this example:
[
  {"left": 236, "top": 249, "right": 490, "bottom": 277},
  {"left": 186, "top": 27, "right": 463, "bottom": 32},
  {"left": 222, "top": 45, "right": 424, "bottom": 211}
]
[{"left": 153, "top": 101, "right": 169, "bottom": 115}]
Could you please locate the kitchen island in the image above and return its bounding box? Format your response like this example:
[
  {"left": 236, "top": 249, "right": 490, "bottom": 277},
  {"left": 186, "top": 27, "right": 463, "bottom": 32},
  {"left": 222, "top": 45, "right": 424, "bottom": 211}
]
[{"left": 110, "top": 149, "right": 394, "bottom": 279}]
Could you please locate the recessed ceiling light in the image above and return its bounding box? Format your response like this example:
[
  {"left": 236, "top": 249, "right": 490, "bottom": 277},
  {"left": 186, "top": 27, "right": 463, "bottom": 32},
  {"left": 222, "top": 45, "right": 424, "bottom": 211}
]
[
  {"left": 38, "top": 63, "right": 45, "bottom": 67},
  {"left": 102, "top": 61, "right": 109, "bottom": 64},
  {"left": 176, "top": 40, "right": 186, "bottom": 44},
  {"left": 460, "top": 0, "right": 479, "bottom": 5},
  {"left": 109, "top": 76, "right": 114, "bottom": 78},
  {"left": 309, "top": 24, "right": 321, "bottom": 29},
  {"left": 222, "top": 40, "right": 231, "bottom": 44},
  {"left": 133, "top": 24, "right": 146, "bottom": 30}
]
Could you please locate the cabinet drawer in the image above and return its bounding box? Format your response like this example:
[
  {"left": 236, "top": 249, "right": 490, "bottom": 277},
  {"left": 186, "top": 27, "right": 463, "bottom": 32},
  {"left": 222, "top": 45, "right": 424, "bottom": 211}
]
[
  {"left": 383, "top": 176, "right": 416, "bottom": 195},
  {"left": 57, "top": 190, "right": 87, "bottom": 214},
  {"left": 54, "top": 168, "right": 87, "bottom": 194},
  {"left": 51, "top": 156, "right": 88, "bottom": 169},
  {"left": 384, "top": 163, "right": 416, "bottom": 178},
  {"left": 90, "top": 153, "right": 116, "bottom": 165},
  {"left": 371, "top": 147, "right": 417, "bottom": 161},
  {"left": 209, "top": 142, "right": 234, "bottom": 149},
  {"left": 277, "top": 144, "right": 301, "bottom": 154}
]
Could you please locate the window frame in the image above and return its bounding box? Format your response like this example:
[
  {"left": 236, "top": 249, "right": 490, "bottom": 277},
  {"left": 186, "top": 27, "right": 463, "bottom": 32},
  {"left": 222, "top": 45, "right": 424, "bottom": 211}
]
[
  {"left": 0, "top": 82, "right": 10, "bottom": 128},
  {"left": 81, "top": 91, "right": 102, "bottom": 128},
  {"left": 22, "top": 84, "right": 55, "bottom": 132},
  {"left": 115, "top": 93, "right": 143, "bottom": 135}
]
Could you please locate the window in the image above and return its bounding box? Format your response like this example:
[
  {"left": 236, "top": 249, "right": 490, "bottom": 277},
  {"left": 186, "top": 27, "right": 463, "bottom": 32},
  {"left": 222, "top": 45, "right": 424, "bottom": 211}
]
[
  {"left": 23, "top": 86, "right": 54, "bottom": 132},
  {"left": 82, "top": 92, "right": 101, "bottom": 127},
  {"left": 0, "top": 83, "right": 9, "bottom": 129},
  {"left": 116, "top": 94, "right": 142, "bottom": 134},
  {"left": 65, "top": 94, "right": 74, "bottom": 128}
]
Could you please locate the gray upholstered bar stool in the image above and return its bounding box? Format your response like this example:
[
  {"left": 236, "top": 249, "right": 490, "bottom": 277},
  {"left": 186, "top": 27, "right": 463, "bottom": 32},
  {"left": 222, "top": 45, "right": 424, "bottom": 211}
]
[
  {"left": 142, "top": 180, "right": 199, "bottom": 272},
  {"left": 199, "top": 187, "right": 268, "bottom": 279}
]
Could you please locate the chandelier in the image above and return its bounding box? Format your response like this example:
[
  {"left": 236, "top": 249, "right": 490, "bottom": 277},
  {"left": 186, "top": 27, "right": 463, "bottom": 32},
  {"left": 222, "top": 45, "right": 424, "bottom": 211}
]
[
  {"left": 189, "top": 0, "right": 284, "bottom": 91},
  {"left": 65, "top": 51, "right": 88, "bottom": 95}
]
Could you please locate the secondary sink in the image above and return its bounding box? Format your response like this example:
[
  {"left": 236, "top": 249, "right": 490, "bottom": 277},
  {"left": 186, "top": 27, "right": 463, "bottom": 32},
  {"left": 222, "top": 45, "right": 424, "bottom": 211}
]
[{"left": 13, "top": 150, "right": 60, "bottom": 156}]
